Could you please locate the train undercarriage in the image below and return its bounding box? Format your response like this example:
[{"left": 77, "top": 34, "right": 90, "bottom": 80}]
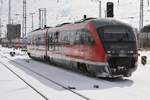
[{"left": 28, "top": 52, "right": 137, "bottom": 78}]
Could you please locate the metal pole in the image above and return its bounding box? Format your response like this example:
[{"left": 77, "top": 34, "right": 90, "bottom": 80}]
[
  {"left": 22, "top": 0, "right": 24, "bottom": 37},
  {"left": 41, "top": 9, "right": 44, "bottom": 28},
  {"left": 39, "top": 9, "right": 41, "bottom": 28},
  {"left": 22, "top": 0, "right": 27, "bottom": 48},
  {"left": 8, "top": 0, "right": 11, "bottom": 24},
  {"left": 15, "top": 14, "right": 19, "bottom": 24},
  {"left": 44, "top": 8, "right": 46, "bottom": 27},
  {"left": 31, "top": 13, "right": 34, "bottom": 30},
  {"left": 139, "top": 0, "right": 144, "bottom": 30},
  {"left": 139, "top": 0, "right": 144, "bottom": 48},
  {"left": 30, "top": 13, "right": 35, "bottom": 30},
  {"left": 39, "top": 8, "right": 46, "bottom": 28},
  {"left": 22, "top": 0, "right": 27, "bottom": 38},
  {"left": 25, "top": 0, "right": 27, "bottom": 38},
  {"left": 99, "top": 1, "right": 101, "bottom": 18},
  {"left": 118, "top": 0, "right": 119, "bottom": 6},
  {"left": 0, "top": 19, "right": 3, "bottom": 38},
  {"left": 0, "top": 18, "right": 1, "bottom": 35}
]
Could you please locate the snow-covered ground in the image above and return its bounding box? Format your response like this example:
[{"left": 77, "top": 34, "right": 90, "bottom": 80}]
[
  {"left": 0, "top": 46, "right": 150, "bottom": 100},
  {"left": 0, "top": 63, "right": 48, "bottom": 100}
]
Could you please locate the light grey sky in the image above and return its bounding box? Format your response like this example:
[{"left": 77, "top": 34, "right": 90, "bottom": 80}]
[{"left": 0, "top": 0, "right": 150, "bottom": 36}]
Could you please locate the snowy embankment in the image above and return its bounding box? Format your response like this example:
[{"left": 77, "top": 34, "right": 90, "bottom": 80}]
[{"left": 0, "top": 46, "right": 150, "bottom": 100}]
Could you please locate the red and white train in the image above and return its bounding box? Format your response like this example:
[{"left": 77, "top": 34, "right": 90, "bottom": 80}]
[{"left": 27, "top": 18, "right": 138, "bottom": 78}]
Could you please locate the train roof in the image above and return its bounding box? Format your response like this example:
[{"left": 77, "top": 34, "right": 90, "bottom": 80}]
[
  {"left": 67, "top": 18, "right": 132, "bottom": 29},
  {"left": 29, "top": 18, "right": 132, "bottom": 34},
  {"left": 74, "top": 17, "right": 96, "bottom": 24},
  {"left": 54, "top": 18, "right": 96, "bottom": 27},
  {"left": 55, "top": 23, "right": 72, "bottom": 27},
  {"left": 90, "top": 18, "right": 132, "bottom": 29},
  {"left": 31, "top": 26, "right": 52, "bottom": 32}
]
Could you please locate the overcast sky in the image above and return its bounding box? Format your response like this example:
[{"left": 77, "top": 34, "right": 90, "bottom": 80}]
[{"left": 0, "top": 0, "right": 150, "bottom": 36}]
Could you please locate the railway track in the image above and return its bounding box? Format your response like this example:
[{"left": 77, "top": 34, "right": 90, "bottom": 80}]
[
  {"left": 0, "top": 60, "right": 49, "bottom": 100},
  {"left": 0, "top": 51, "right": 135, "bottom": 100},
  {"left": 0, "top": 54, "right": 90, "bottom": 100}
]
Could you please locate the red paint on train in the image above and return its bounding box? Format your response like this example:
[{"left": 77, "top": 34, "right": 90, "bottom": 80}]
[{"left": 27, "top": 18, "right": 138, "bottom": 78}]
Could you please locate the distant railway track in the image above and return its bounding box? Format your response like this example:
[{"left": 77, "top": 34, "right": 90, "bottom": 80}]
[{"left": 0, "top": 54, "right": 90, "bottom": 100}]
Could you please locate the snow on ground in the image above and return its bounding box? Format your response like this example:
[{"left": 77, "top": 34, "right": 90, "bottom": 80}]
[
  {"left": 77, "top": 51, "right": 150, "bottom": 100},
  {"left": 0, "top": 46, "right": 150, "bottom": 100},
  {"left": 0, "top": 59, "right": 46, "bottom": 100},
  {"left": 0, "top": 48, "right": 86, "bottom": 100}
]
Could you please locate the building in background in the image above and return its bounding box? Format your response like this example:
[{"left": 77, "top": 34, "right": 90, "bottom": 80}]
[
  {"left": 140, "top": 25, "right": 150, "bottom": 48},
  {"left": 7, "top": 24, "right": 21, "bottom": 39}
]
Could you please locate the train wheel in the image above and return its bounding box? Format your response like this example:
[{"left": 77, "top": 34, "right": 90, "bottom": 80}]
[
  {"left": 48, "top": 57, "right": 54, "bottom": 64},
  {"left": 48, "top": 57, "right": 53, "bottom": 64},
  {"left": 89, "top": 71, "right": 96, "bottom": 77},
  {"left": 77, "top": 63, "right": 88, "bottom": 73},
  {"left": 44, "top": 56, "right": 49, "bottom": 62},
  {"left": 27, "top": 53, "right": 35, "bottom": 60}
]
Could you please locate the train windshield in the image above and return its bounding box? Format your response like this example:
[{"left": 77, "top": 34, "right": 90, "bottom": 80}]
[
  {"left": 97, "top": 26, "right": 136, "bottom": 51},
  {"left": 99, "top": 26, "right": 136, "bottom": 42}
]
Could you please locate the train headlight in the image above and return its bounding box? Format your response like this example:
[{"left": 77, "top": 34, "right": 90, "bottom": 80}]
[
  {"left": 107, "top": 51, "right": 111, "bottom": 53},
  {"left": 107, "top": 50, "right": 115, "bottom": 54},
  {"left": 130, "top": 51, "right": 134, "bottom": 53},
  {"left": 128, "top": 50, "right": 134, "bottom": 54}
]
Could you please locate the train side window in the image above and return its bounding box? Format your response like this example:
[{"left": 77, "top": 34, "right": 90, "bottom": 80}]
[
  {"left": 69, "top": 30, "right": 76, "bottom": 45},
  {"left": 75, "top": 29, "right": 95, "bottom": 45},
  {"left": 58, "top": 31, "right": 63, "bottom": 44},
  {"left": 48, "top": 32, "right": 53, "bottom": 44},
  {"left": 59, "top": 30, "right": 76, "bottom": 45},
  {"left": 74, "top": 30, "right": 81, "bottom": 44},
  {"left": 62, "top": 31, "right": 69, "bottom": 45},
  {"left": 84, "top": 29, "right": 95, "bottom": 45},
  {"left": 54, "top": 31, "right": 59, "bottom": 43},
  {"left": 48, "top": 31, "right": 60, "bottom": 51},
  {"left": 48, "top": 32, "right": 54, "bottom": 51},
  {"left": 36, "top": 34, "right": 45, "bottom": 46}
]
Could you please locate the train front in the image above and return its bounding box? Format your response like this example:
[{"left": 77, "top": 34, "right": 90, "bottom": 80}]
[{"left": 92, "top": 19, "right": 138, "bottom": 78}]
